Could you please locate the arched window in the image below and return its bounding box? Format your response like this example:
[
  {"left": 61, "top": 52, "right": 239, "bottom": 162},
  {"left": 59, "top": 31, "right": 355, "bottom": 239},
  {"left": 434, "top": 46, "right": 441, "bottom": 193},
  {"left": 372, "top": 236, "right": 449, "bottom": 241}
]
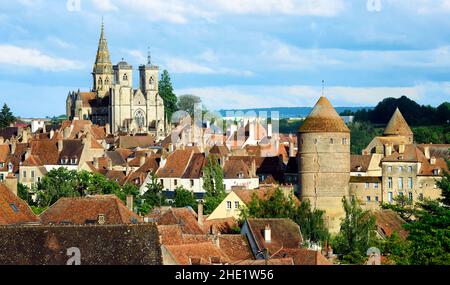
[
  {"left": 135, "top": 110, "right": 145, "bottom": 128},
  {"left": 149, "top": 76, "right": 154, "bottom": 85},
  {"left": 105, "top": 78, "right": 109, "bottom": 85},
  {"left": 123, "top": 74, "right": 128, "bottom": 81},
  {"left": 98, "top": 77, "right": 103, "bottom": 86},
  {"left": 330, "top": 138, "right": 334, "bottom": 144}
]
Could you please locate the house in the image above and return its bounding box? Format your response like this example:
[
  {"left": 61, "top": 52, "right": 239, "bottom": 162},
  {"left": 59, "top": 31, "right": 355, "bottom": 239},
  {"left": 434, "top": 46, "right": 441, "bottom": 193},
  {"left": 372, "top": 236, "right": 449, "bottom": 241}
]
[
  {"left": 0, "top": 182, "right": 39, "bottom": 226},
  {"left": 0, "top": 224, "right": 162, "bottom": 265},
  {"left": 240, "top": 218, "right": 304, "bottom": 259},
  {"left": 39, "top": 195, "right": 142, "bottom": 225},
  {"left": 222, "top": 159, "right": 259, "bottom": 191},
  {"left": 373, "top": 209, "right": 409, "bottom": 240},
  {"left": 153, "top": 149, "right": 205, "bottom": 197},
  {"left": 152, "top": 207, "right": 205, "bottom": 235},
  {"left": 207, "top": 187, "right": 298, "bottom": 221}
]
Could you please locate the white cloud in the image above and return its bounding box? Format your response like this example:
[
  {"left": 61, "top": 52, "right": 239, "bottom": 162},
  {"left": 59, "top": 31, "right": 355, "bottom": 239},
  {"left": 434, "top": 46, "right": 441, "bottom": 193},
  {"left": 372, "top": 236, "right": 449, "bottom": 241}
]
[
  {"left": 387, "top": 0, "right": 450, "bottom": 14},
  {"left": 164, "top": 57, "right": 253, "bottom": 76},
  {"left": 91, "top": 0, "right": 118, "bottom": 11},
  {"left": 0, "top": 45, "right": 82, "bottom": 71},
  {"left": 176, "top": 83, "right": 449, "bottom": 111},
  {"left": 109, "top": 0, "right": 346, "bottom": 24}
]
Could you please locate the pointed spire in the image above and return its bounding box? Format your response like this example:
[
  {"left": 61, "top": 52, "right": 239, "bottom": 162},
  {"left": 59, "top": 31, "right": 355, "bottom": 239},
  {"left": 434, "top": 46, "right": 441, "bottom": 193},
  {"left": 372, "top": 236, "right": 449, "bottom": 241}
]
[
  {"left": 298, "top": 96, "right": 350, "bottom": 133},
  {"left": 93, "top": 19, "right": 112, "bottom": 75},
  {"left": 322, "top": 80, "right": 325, "bottom": 97},
  {"left": 383, "top": 107, "right": 413, "bottom": 137}
]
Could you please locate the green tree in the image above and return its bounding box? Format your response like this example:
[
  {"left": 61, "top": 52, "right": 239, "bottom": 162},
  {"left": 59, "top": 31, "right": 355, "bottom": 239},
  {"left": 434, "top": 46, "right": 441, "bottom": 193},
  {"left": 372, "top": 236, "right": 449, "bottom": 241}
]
[
  {"left": 0, "top": 103, "right": 16, "bottom": 129},
  {"left": 142, "top": 172, "right": 167, "bottom": 212},
  {"left": 18, "top": 183, "right": 34, "bottom": 205},
  {"left": 332, "top": 198, "right": 377, "bottom": 264},
  {"left": 177, "top": 95, "right": 202, "bottom": 117},
  {"left": 173, "top": 186, "right": 197, "bottom": 210},
  {"left": 203, "top": 155, "right": 226, "bottom": 214},
  {"left": 240, "top": 189, "right": 329, "bottom": 246},
  {"left": 159, "top": 70, "right": 178, "bottom": 122}
]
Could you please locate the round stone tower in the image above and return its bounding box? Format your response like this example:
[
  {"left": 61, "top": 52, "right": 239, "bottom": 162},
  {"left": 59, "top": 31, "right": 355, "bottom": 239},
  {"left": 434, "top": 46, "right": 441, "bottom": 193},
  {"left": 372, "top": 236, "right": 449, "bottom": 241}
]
[{"left": 297, "top": 96, "right": 350, "bottom": 233}]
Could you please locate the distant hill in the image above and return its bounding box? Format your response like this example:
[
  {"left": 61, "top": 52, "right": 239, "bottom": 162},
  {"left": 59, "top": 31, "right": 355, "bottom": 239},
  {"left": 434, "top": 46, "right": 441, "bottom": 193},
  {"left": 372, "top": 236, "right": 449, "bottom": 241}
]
[{"left": 218, "top": 106, "right": 372, "bottom": 119}]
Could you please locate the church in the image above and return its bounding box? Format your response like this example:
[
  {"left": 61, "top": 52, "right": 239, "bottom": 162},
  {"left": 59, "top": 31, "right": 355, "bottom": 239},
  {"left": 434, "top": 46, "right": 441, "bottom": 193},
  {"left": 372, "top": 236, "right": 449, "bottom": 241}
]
[{"left": 66, "top": 22, "right": 166, "bottom": 139}]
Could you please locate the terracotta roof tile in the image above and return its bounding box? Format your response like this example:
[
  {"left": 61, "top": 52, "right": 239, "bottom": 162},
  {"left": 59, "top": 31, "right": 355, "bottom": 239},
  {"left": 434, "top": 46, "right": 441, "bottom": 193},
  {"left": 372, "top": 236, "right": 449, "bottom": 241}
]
[
  {"left": 157, "top": 208, "right": 205, "bottom": 235},
  {"left": 298, "top": 97, "right": 350, "bottom": 133},
  {"left": 373, "top": 209, "right": 408, "bottom": 240},
  {"left": 39, "top": 195, "right": 142, "bottom": 225},
  {"left": 0, "top": 183, "right": 39, "bottom": 225}
]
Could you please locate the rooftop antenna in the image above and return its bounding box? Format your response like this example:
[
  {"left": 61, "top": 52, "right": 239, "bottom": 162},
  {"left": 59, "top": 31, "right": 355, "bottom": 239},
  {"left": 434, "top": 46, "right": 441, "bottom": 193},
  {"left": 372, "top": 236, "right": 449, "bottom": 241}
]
[
  {"left": 322, "top": 80, "right": 325, "bottom": 97},
  {"left": 147, "top": 47, "right": 152, "bottom": 65}
]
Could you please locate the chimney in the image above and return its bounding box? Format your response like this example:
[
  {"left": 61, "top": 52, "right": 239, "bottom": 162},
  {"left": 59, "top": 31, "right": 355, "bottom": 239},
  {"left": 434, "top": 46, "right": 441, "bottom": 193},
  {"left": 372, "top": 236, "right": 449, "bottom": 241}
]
[
  {"left": 385, "top": 144, "right": 392, "bottom": 156},
  {"left": 399, "top": 144, "right": 405, "bottom": 154},
  {"left": 430, "top": 156, "right": 436, "bottom": 165},
  {"left": 126, "top": 195, "right": 134, "bottom": 212},
  {"left": 249, "top": 121, "right": 255, "bottom": 141},
  {"left": 264, "top": 224, "right": 271, "bottom": 243},
  {"left": 93, "top": 157, "right": 99, "bottom": 169},
  {"left": 58, "top": 139, "right": 63, "bottom": 152},
  {"left": 198, "top": 202, "right": 204, "bottom": 226},
  {"left": 267, "top": 122, "right": 273, "bottom": 138},
  {"left": 21, "top": 129, "right": 29, "bottom": 144},
  {"left": 251, "top": 158, "right": 256, "bottom": 177},
  {"left": 289, "top": 141, "right": 295, "bottom": 157},
  {"left": 139, "top": 155, "right": 146, "bottom": 167},
  {"left": 424, "top": 146, "right": 431, "bottom": 159},
  {"left": 5, "top": 175, "right": 18, "bottom": 196},
  {"left": 11, "top": 138, "right": 16, "bottom": 155},
  {"left": 107, "top": 158, "right": 113, "bottom": 171}
]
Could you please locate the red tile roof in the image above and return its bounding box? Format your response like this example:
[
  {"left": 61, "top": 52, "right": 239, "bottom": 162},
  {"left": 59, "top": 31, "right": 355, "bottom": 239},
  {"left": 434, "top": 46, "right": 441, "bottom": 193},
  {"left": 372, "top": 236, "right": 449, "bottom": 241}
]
[
  {"left": 39, "top": 195, "right": 142, "bottom": 225},
  {"left": 157, "top": 208, "right": 205, "bottom": 235},
  {"left": 0, "top": 183, "right": 39, "bottom": 225}
]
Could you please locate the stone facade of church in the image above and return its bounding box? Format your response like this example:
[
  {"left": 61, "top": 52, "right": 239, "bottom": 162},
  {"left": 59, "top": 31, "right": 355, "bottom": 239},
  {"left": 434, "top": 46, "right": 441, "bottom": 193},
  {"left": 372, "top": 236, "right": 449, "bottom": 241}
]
[{"left": 66, "top": 23, "right": 166, "bottom": 140}]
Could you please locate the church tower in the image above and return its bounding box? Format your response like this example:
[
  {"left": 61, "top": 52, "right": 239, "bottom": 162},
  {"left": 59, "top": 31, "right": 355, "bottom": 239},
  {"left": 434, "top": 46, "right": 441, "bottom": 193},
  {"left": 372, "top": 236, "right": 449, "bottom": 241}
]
[
  {"left": 297, "top": 96, "right": 351, "bottom": 233},
  {"left": 92, "top": 21, "right": 113, "bottom": 97},
  {"left": 139, "top": 50, "right": 159, "bottom": 94}
]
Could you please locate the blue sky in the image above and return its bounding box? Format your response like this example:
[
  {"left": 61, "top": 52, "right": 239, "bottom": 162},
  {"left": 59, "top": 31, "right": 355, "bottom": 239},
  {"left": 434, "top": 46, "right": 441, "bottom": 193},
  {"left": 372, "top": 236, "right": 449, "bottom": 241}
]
[{"left": 1, "top": 0, "right": 450, "bottom": 117}]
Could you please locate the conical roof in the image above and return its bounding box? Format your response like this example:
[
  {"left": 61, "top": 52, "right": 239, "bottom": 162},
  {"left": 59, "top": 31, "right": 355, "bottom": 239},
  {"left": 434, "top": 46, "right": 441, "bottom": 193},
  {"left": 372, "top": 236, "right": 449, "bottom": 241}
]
[
  {"left": 93, "top": 22, "right": 113, "bottom": 74},
  {"left": 298, "top": 96, "right": 350, "bottom": 133},
  {"left": 383, "top": 108, "right": 413, "bottom": 137}
]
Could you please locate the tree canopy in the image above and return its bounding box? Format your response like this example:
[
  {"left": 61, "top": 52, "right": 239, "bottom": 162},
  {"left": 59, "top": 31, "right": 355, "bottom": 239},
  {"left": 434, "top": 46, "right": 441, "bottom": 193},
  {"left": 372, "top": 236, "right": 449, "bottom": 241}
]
[
  {"left": 176, "top": 94, "right": 202, "bottom": 117},
  {"left": 202, "top": 155, "right": 226, "bottom": 215},
  {"left": 158, "top": 70, "right": 178, "bottom": 122},
  {"left": 0, "top": 103, "right": 15, "bottom": 129}
]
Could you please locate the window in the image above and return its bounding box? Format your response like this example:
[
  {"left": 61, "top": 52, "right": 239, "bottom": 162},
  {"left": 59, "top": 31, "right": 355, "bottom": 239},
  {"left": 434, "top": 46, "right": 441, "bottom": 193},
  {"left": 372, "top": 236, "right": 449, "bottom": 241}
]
[
  {"left": 399, "top": 192, "right": 404, "bottom": 198},
  {"left": 374, "top": 182, "right": 379, "bottom": 189},
  {"left": 22, "top": 171, "right": 26, "bottom": 178},
  {"left": 123, "top": 74, "right": 128, "bottom": 81},
  {"left": 367, "top": 196, "right": 371, "bottom": 202},
  {"left": 387, "top": 166, "right": 393, "bottom": 173},
  {"left": 135, "top": 110, "right": 145, "bottom": 128},
  {"left": 8, "top": 162, "right": 13, "bottom": 172},
  {"left": 408, "top": 192, "right": 413, "bottom": 202},
  {"left": 226, "top": 201, "right": 232, "bottom": 209},
  {"left": 398, "top": 166, "right": 403, "bottom": 172},
  {"left": 314, "top": 139, "right": 318, "bottom": 144},
  {"left": 419, "top": 193, "right": 424, "bottom": 201},
  {"left": 342, "top": 138, "right": 347, "bottom": 145},
  {"left": 9, "top": 203, "right": 18, "bottom": 213},
  {"left": 330, "top": 138, "right": 334, "bottom": 144},
  {"left": 238, "top": 172, "right": 244, "bottom": 179},
  {"left": 31, "top": 171, "right": 35, "bottom": 178},
  {"left": 234, "top": 201, "right": 239, "bottom": 209},
  {"left": 433, "top": 169, "right": 439, "bottom": 176},
  {"left": 388, "top": 177, "right": 393, "bottom": 189},
  {"left": 365, "top": 182, "right": 370, "bottom": 189},
  {"left": 408, "top": 177, "right": 413, "bottom": 189},
  {"left": 71, "top": 158, "right": 78, "bottom": 165},
  {"left": 190, "top": 179, "right": 194, "bottom": 187},
  {"left": 388, "top": 192, "right": 393, "bottom": 203},
  {"left": 0, "top": 174, "right": 4, "bottom": 181},
  {"left": 408, "top": 166, "right": 413, "bottom": 173},
  {"left": 174, "top": 179, "right": 178, "bottom": 186},
  {"left": 398, "top": 177, "right": 404, "bottom": 189},
  {"left": 375, "top": 196, "right": 379, "bottom": 202},
  {"left": 0, "top": 162, "right": 3, "bottom": 168},
  {"left": 98, "top": 77, "right": 102, "bottom": 86}
]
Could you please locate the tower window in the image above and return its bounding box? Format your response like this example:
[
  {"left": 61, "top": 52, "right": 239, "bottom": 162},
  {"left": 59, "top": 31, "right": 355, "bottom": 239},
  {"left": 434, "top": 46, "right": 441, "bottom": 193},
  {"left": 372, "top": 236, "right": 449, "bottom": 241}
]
[
  {"left": 98, "top": 77, "right": 103, "bottom": 85},
  {"left": 330, "top": 138, "right": 334, "bottom": 144},
  {"left": 123, "top": 74, "right": 128, "bottom": 81}
]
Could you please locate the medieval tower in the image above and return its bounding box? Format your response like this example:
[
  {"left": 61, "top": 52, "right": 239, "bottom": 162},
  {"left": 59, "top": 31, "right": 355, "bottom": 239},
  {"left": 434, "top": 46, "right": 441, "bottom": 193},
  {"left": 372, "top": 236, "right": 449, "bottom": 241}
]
[{"left": 297, "top": 96, "right": 351, "bottom": 233}]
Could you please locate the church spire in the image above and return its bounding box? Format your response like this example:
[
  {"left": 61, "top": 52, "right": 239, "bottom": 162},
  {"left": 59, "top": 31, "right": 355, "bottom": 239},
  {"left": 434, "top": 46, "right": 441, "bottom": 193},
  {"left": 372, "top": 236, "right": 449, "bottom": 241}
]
[{"left": 93, "top": 19, "right": 112, "bottom": 75}]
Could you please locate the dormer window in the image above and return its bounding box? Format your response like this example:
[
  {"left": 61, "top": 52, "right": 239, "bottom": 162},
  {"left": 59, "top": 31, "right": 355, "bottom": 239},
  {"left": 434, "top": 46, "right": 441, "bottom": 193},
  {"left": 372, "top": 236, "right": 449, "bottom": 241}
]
[
  {"left": 70, "top": 157, "right": 78, "bottom": 165},
  {"left": 238, "top": 172, "right": 244, "bottom": 178},
  {"left": 7, "top": 162, "right": 13, "bottom": 173},
  {"left": 433, "top": 169, "right": 440, "bottom": 176}
]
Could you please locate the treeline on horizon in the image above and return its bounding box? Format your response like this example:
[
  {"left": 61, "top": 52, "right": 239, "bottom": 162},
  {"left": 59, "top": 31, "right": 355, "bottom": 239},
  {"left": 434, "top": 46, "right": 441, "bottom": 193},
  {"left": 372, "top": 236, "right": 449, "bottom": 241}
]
[{"left": 342, "top": 95, "right": 450, "bottom": 126}]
